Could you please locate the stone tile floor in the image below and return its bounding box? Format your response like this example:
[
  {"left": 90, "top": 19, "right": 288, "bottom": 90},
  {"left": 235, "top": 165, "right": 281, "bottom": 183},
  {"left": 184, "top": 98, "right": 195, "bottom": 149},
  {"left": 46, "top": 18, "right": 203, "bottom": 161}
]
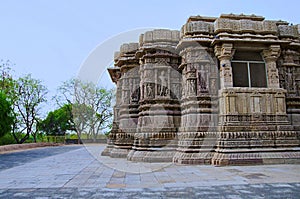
[{"left": 0, "top": 144, "right": 300, "bottom": 198}]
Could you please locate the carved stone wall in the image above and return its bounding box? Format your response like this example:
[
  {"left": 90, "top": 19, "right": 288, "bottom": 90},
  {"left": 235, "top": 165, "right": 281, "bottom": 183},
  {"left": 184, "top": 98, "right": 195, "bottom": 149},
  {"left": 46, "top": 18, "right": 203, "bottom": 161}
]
[
  {"left": 106, "top": 43, "right": 140, "bottom": 158},
  {"left": 127, "top": 29, "right": 181, "bottom": 162},
  {"left": 104, "top": 13, "right": 300, "bottom": 166},
  {"left": 278, "top": 48, "right": 300, "bottom": 130},
  {"left": 101, "top": 67, "right": 121, "bottom": 156},
  {"left": 173, "top": 44, "right": 219, "bottom": 164}
]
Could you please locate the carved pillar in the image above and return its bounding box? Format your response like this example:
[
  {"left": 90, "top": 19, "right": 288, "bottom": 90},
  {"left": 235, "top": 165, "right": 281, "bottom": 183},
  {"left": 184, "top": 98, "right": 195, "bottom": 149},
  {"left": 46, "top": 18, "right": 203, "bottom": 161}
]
[
  {"left": 127, "top": 29, "right": 181, "bottom": 162},
  {"left": 101, "top": 67, "right": 121, "bottom": 156},
  {"left": 109, "top": 43, "right": 140, "bottom": 158},
  {"left": 278, "top": 49, "right": 300, "bottom": 128},
  {"left": 262, "top": 45, "right": 281, "bottom": 88},
  {"left": 214, "top": 43, "right": 235, "bottom": 88},
  {"left": 173, "top": 44, "right": 219, "bottom": 165}
]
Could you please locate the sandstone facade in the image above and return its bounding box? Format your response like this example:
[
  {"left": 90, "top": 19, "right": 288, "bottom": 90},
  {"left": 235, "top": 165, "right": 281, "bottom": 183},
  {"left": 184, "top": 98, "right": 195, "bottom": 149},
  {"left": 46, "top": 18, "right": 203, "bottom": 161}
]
[{"left": 102, "top": 14, "right": 300, "bottom": 166}]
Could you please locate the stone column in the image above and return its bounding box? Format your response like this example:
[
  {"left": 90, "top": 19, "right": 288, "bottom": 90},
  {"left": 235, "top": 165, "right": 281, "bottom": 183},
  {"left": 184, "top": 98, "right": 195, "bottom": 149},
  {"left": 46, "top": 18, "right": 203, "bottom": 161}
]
[
  {"left": 214, "top": 43, "right": 235, "bottom": 88},
  {"left": 109, "top": 43, "right": 140, "bottom": 158},
  {"left": 262, "top": 45, "right": 281, "bottom": 88},
  {"left": 127, "top": 29, "right": 181, "bottom": 162},
  {"left": 173, "top": 45, "right": 219, "bottom": 165},
  {"left": 278, "top": 49, "right": 300, "bottom": 129},
  {"left": 101, "top": 67, "right": 121, "bottom": 156}
]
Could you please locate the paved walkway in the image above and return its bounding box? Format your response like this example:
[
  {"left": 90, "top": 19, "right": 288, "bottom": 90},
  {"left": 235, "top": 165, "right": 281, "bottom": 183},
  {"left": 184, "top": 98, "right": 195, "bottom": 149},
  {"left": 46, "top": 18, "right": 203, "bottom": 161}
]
[{"left": 0, "top": 144, "right": 300, "bottom": 198}]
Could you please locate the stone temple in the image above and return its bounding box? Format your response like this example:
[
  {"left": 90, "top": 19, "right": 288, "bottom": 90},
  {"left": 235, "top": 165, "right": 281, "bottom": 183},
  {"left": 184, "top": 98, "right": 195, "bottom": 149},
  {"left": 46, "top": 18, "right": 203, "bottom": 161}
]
[{"left": 102, "top": 14, "right": 300, "bottom": 166}]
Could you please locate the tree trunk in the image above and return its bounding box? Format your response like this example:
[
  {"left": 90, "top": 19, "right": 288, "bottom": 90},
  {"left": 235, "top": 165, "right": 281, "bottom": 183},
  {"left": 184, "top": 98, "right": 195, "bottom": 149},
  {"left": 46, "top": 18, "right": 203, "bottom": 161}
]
[{"left": 19, "top": 133, "right": 30, "bottom": 144}]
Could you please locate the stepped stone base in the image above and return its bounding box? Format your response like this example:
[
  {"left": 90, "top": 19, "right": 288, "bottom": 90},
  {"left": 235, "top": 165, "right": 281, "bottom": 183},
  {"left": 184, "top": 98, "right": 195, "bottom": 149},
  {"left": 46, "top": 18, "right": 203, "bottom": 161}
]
[
  {"left": 211, "top": 150, "right": 300, "bottom": 166},
  {"left": 109, "top": 147, "right": 131, "bottom": 158},
  {"left": 127, "top": 150, "right": 176, "bottom": 163},
  {"left": 173, "top": 151, "right": 214, "bottom": 165},
  {"left": 101, "top": 147, "right": 113, "bottom": 156}
]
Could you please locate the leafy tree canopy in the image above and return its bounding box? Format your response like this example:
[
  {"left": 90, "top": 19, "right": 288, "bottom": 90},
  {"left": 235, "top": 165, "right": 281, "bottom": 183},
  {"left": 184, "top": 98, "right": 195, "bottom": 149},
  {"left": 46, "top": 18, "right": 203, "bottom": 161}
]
[
  {"left": 0, "top": 92, "right": 14, "bottom": 138},
  {"left": 39, "top": 104, "right": 75, "bottom": 136}
]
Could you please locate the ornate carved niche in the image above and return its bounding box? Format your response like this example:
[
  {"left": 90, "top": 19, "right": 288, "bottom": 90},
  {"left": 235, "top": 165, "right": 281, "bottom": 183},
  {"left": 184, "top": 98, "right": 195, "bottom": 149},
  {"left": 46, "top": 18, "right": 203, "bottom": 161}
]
[
  {"left": 286, "top": 67, "right": 296, "bottom": 93},
  {"left": 130, "top": 86, "right": 140, "bottom": 103},
  {"left": 157, "top": 69, "right": 169, "bottom": 97},
  {"left": 185, "top": 65, "right": 197, "bottom": 97},
  {"left": 195, "top": 64, "right": 210, "bottom": 95},
  {"left": 170, "top": 70, "right": 182, "bottom": 99},
  {"left": 296, "top": 83, "right": 300, "bottom": 97},
  {"left": 209, "top": 78, "right": 218, "bottom": 95},
  {"left": 144, "top": 83, "right": 154, "bottom": 99},
  {"left": 170, "top": 83, "right": 181, "bottom": 99},
  {"left": 278, "top": 66, "right": 287, "bottom": 89},
  {"left": 197, "top": 70, "right": 208, "bottom": 94},
  {"left": 278, "top": 50, "right": 300, "bottom": 96}
]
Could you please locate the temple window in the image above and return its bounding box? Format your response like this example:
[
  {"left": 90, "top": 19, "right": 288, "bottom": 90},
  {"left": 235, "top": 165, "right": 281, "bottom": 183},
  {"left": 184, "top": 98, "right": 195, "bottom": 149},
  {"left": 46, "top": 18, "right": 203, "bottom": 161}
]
[{"left": 231, "top": 51, "right": 267, "bottom": 88}]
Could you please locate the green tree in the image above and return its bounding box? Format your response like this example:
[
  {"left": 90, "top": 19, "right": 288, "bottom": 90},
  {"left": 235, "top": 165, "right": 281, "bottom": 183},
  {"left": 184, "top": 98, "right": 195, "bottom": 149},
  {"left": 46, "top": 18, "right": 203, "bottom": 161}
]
[
  {"left": 0, "top": 60, "right": 16, "bottom": 142},
  {"left": 39, "top": 104, "right": 75, "bottom": 136},
  {"left": 55, "top": 78, "right": 113, "bottom": 142},
  {"left": 12, "top": 74, "right": 48, "bottom": 143},
  {"left": 0, "top": 60, "right": 14, "bottom": 94},
  {"left": 0, "top": 92, "right": 14, "bottom": 138}
]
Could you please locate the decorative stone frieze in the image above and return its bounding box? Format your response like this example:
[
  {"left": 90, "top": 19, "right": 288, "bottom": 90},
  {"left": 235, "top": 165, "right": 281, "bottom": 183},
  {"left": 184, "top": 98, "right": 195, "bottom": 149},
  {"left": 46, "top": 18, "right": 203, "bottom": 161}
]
[{"left": 278, "top": 25, "right": 299, "bottom": 38}]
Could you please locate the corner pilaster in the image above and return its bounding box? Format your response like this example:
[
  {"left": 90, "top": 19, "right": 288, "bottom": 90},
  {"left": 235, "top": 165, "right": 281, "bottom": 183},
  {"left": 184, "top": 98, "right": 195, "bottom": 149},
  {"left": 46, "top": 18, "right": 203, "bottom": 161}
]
[
  {"left": 262, "top": 45, "right": 281, "bottom": 88},
  {"left": 214, "top": 43, "right": 235, "bottom": 88}
]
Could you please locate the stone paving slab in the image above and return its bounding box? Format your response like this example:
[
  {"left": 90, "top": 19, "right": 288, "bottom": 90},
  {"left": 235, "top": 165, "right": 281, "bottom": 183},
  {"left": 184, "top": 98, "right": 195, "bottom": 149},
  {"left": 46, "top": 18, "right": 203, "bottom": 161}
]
[
  {"left": 0, "top": 143, "right": 61, "bottom": 154},
  {"left": 0, "top": 145, "right": 82, "bottom": 171},
  {"left": 1, "top": 184, "right": 300, "bottom": 199},
  {"left": 0, "top": 144, "right": 299, "bottom": 198}
]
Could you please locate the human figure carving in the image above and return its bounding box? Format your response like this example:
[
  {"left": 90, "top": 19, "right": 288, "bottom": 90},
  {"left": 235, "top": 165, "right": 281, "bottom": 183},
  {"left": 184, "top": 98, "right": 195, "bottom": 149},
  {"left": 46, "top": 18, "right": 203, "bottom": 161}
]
[
  {"left": 131, "top": 88, "right": 140, "bottom": 102},
  {"left": 210, "top": 79, "right": 217, "bottom": 94},
  {"left": 189, "top": 79, "right": 196, "bottom": 94},
  {"left": 159, "top": 71, "right": 168, "bottom": 96},
  {"left": 147, "top": 83, "right": 153, "bottom": 97},
  {"left": 198, "top": 72, "right": 207, "bottom": 93}
]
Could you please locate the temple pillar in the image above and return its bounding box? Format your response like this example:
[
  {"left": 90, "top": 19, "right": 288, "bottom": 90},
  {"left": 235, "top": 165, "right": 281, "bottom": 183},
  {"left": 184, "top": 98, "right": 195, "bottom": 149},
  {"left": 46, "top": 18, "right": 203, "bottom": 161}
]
[
  {"left": 214, "top": 43, "right": 235, "bottom": 88},
  {"left": 278, "top": 49, "right": 300, "bottom": 130},
  {"left": 109, "top": 43, "right": 140, "bottom": 158},
  {"left": 262, "top": 45, "right": 281, "bottom": 88},
  {"left": 101, "top": 67, "right": 121, "bottom": 156},
  {"left": 173, "top": 44, "right": 219, "bottom": 164},
  {"left": 127, "top": 29, "right": 181, "bottom": 162}
]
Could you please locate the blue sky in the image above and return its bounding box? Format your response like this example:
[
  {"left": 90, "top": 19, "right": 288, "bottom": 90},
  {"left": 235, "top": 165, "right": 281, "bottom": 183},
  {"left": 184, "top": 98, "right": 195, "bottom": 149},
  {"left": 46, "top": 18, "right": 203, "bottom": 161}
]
[{"left": 0, "top": 0, "right": 299, "bottom": 111}]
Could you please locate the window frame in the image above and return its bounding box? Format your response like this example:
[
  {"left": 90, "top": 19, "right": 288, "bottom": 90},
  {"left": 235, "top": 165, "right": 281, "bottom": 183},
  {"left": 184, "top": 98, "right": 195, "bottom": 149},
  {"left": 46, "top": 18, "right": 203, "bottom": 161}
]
[{"left": 231, "top": 56, "right": 268, "bottom": 88}]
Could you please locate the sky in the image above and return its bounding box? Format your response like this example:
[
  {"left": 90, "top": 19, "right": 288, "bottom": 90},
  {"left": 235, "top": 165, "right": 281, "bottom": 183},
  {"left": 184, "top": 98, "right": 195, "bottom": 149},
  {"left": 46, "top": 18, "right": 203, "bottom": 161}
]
[{"left": 0, "top": 0, "right": 299, "bottom": 113}]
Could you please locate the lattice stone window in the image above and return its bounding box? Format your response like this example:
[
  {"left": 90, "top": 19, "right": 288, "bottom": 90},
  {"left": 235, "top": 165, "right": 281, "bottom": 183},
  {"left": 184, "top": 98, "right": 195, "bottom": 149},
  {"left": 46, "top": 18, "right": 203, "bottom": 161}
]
[{"left": 231, "top": 51, "right": 267, "bottom": 88}]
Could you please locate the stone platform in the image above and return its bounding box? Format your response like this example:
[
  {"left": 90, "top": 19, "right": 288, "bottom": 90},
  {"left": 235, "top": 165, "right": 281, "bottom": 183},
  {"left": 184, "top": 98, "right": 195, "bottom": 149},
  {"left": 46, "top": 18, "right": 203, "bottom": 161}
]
[{"left": 0, "top": 144, "right": 300, "bottom": 198}]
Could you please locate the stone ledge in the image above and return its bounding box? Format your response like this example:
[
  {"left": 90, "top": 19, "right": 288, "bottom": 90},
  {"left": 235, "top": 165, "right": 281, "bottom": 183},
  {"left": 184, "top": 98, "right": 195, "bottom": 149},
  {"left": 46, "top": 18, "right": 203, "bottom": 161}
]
[{"left": 0, "top": 143, "right": 62, "bottom": 154}]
